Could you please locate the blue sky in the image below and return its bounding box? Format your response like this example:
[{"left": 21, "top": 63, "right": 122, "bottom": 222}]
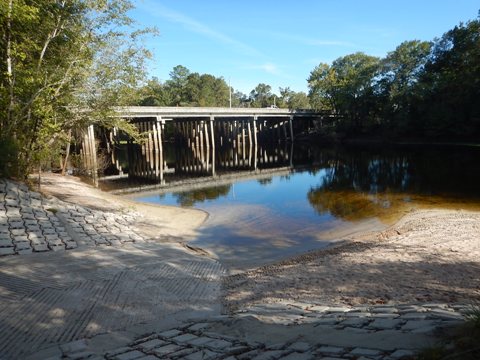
[{"left": 131, "top": 1, "right": 479, "bottom": 94}]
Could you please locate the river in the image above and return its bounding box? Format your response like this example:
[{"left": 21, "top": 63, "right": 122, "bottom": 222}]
[{"left": 129, "top": 143, "right": 480, "bottom": 270}]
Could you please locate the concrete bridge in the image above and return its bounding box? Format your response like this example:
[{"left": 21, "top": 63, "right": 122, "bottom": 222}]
[
  {"left": 81, "top": 107, "right": 335, "bottom": 185},
  {"left": 114, "top": 106, "right": 325, "bottom": 119}
]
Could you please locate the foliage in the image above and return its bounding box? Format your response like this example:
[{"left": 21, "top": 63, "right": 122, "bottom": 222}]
[
  {"left": 307, "top": 13, "right": 480, "bottom": 140},
  {"left": 377, "top": 40, "right": 432, "bottom": 133},
  {"left": 136, "top": 65, "right": 231, "bottom": 107},
  {"left": 0, "top": 136, "right": 19, "bottom": 177},
  {"left": 308, "top": 63, "right": 338, "bottom": 112},
  {"left": 249, "top": 83, "right": 273, "bottom": 108},
  {"left": 136, "top": 67, "right": 310, "bottom": 110},
  {"left": 415, "top": 17, "right": 480, "bottom": 138},
  {"left": 278, "top": 87, "right": 310, "bottom": 110},
  {"left": 308, "top": 53, "right": 381, "bottom": 133},
  {"left": 173, "top": 185, "right": 231, "bottom": 207},
  {"left": 417, "top": 303, "right": 480, "bottom": 360},
  {"left": 0, "top": 0, "right": 153, "bottom": 178},
  {"left": 137, "top": 77, "right": 171, "bottom": 106}
]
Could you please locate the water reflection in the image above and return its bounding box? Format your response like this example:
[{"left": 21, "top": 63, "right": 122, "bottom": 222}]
[
  {"left": 172, "top": 185, "right": 231, "bottom": 207},
  {"left": 304, "top": 145, "right": 480, "bottom": 221},
  {"left": 135, "top": 143, "right": 480, "bottom": 217},
  {"left": 134, "top": 144, "right": 480, "bottom": 270}
]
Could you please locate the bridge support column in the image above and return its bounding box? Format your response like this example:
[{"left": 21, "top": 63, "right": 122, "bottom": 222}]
[
  {"left": 82, "top": 125, "right": 98, "bottom": 187},
  {"left": 203, "top": 120, "right": 210, "bottom": 173},
  {"left": 253, "top": 116, "right": 258, "bottom": 170},
  {"left": 198, "top": 120, "right": 205, "bottom": 171},
  {"left": 210, "top": 116, "right": 216, "bottom": 176},
  {"left": 241, "top": 120, "right": 246, "bottom": 167},
  {"left": 276, "top": 118, "right": 282, "bottom": 143},
  {"left": 247, "top": 120, "right": 253, "bottom": 167},
  {"left": 289, "top": 115, "right": 294, "bottom": 142},
  {"left": 282, "top": 118, "right": 288, "bottom": 141},
  {"left": 155, "top": 116, "right": 164, "bottom": 182}
]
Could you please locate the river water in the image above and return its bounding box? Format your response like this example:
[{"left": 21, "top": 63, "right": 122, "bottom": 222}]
[{"left": 133, "top": 143, "right": 480, "bottom": 270}]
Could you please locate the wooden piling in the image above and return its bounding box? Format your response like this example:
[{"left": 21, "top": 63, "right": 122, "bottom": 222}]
[
  {"left": 87, "top": 125, "right": 98, "bottom": 187},
  {"left": 210, "top": 116, "right": 216, "bottom": 176},
  {"left": 157, "top": 117, "right": 164, "bottom": 181},
  {"left": 203, "top": 120, "right": 210, "bottom": 172},
  {"left": 199, "top": 120, "right": 205, "bottom": 171},
  {"left": 241, "top": 120, "right": 246, "bottom": 166},
  {"left": 289, "top": 115, "right": 294, "bottom": 141},
  {"left": 253, "top": 116, "right": 258, "bottom": 170}
]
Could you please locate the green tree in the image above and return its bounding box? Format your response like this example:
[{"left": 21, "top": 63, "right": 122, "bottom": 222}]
[
  {"left": 279, "top": 87, "right": 310, "bottom": 110},
  {"left": 306, "top": 12, "right": 479, "bottom": 140},
  {"left": 137, "top": 77, "right": 170, "bottom": 106},
  {"left": 193, "top": 73, "right": 229, "bottom": 107},
  {"left": 164, "top": 65, "right": 191, "bottom": 106},
  {"left": 307, "top": 63, "right": 339, "bottom": 112},
  {"left": 308, "top": 53, "right": 380, "bottom": 133},
  {"left": 377, "top": 40, "right": 432, "bottom": 133},
  {"left": 289, "top": 92, "right": 310, "bottom": 110},
  {"left": 0, "top": 0, "right": 153, "bottom": 178},
  {"left": 278, "top": 87, "right": 293, "bottom": 108},
  {"left": 159, "top": 66, "right": 230, "bottom": 107},
  {"left": 231, "top": 90, "right": 250, "bottom": 107},
  {"left": 416, "top": 17, "right": 480, "bottom": 138},
  {"left": 249, "top": 83, "right": 273, "bottom": 108}
]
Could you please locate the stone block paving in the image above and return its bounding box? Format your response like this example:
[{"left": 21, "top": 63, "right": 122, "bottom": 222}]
[
  {"left": 58, "top": 204, "right": 144, "bottom": 247},
  {"left": 0, "top": 179, "right": 144, "bottom": 256},
  {"left": 57, "top": 302, "right": 468, "bottom": 360}
]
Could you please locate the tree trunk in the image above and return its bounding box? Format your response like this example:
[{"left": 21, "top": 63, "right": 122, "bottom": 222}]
[{"left": 5, "top": 0, "right": 14, "bottom": 131}]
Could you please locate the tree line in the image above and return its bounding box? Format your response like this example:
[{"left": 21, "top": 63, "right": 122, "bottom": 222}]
[
  {"left": 134, "top": 64, "right": 310, "bottom": 110},
  {"left": 307, "top": 13, "right": 480, "bottom": 140}
]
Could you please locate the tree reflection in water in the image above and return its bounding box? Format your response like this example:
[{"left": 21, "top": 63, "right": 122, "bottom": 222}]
[
  {"left": 306, "top": 146, "right": 480, "bottom": 222},
  {"left": 173, "top": 185, "right": 231, "bottom": 207}
]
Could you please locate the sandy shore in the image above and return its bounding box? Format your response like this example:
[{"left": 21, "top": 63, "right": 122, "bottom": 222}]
[
  {"left": 38, "top": 174, "right": 480, "bottom": 310},
  {"left": 223, "top": 208, "right": 480, "bottom": 312}
]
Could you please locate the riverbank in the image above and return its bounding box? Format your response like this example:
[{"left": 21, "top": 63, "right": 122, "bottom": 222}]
[
  {"left": 28, "top": 175, "right": 480, "bottom": 308},
  {"left": 1, "top": 174, "right": 479, "bottom": 359},
  {"left": 6, "top": 173, "right": 480, "bottom": 304},
  {"left": 223, "top": 208, "right": 480, "bottom": 310}
]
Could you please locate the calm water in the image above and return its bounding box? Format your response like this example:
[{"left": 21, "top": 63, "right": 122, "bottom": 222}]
[{"left": 134, "top": 144, "right": 480, "bottom": 270}]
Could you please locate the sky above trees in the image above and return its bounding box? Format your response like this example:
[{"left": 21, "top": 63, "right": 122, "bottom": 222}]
[{"left": 131, "top": 0, "right": 479, "bottom": 93}]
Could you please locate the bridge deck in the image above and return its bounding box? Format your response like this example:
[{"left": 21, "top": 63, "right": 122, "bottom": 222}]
[{"left": 115, "top": 106, "right": 325, "bottom": 119}]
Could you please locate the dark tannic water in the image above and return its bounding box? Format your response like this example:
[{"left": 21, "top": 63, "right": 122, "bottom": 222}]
[{"left": 133, "top": 144, "right": 480, "bottom": 270}]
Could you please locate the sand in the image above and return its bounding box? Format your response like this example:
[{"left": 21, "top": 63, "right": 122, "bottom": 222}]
[
  {"left": 37, "top": 174, "right": 480, "bottom": 310},
  {"left": 223, "top": 209, "right": 480, "bottom": 311}
]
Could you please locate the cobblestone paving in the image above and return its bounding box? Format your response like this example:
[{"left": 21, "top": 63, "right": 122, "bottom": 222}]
[
  {"left": 234, "top": 301, "right": 467, "bottom": 328},
  {"left": 53, "top": 302, "right": 467, "bottom": 360},
  {"left": 0, "top": 179, "right": 144, "bottom": 256}
]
